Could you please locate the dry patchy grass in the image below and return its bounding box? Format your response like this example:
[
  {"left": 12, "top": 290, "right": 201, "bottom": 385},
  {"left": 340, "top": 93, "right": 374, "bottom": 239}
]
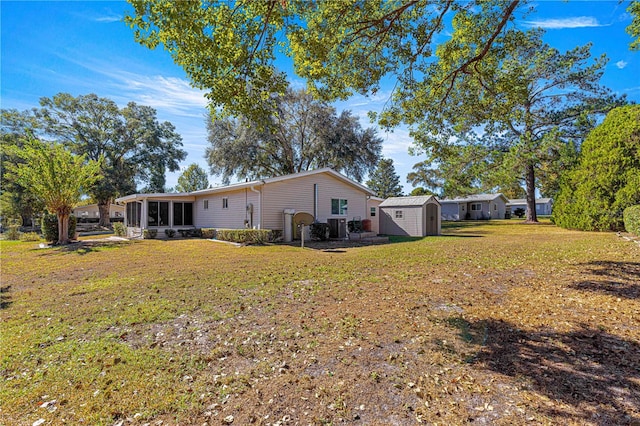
[{"left": 1, "top": 221, "right": 639, "bottom": 425}]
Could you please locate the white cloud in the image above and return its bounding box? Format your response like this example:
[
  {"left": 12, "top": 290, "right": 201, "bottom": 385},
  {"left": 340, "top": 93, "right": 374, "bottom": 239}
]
[
  {"left": 523, "top": 16, "right": 604, "bottom": 29},
  {"left": 616, "top": 60, "right": 628, "bottom": 69},
  {"left": 94, "top": 15, "right": 122, "bottom": 23}
]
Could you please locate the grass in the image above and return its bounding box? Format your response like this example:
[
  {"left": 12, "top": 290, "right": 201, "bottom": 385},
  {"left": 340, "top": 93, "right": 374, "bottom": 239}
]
[{"left": 1, "top": 221, "right": 639, "bottom": 425}]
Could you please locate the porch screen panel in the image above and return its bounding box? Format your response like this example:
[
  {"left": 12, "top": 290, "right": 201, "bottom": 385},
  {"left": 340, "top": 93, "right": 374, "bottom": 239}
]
[
  {"left": 173, "top": 202, "right": 183, "bottom": 226},
  {"left": 184, "top": 202, "right": 193, "bottom": 226},
  {"left": 159, "top": 202, "right": 169, "bottom": 226},
  {"left": 126, "top": 202, "right": 141, "bottom": 227}
]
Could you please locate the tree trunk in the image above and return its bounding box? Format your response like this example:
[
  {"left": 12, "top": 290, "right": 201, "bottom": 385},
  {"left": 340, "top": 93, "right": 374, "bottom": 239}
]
[
  {"left": 98, "top": 199, "right": 111, "bottom": 227},
  {"left": 524, "top": 163, "right": 538, "bottom": 223},
  {"left": 57, "top": 213, "right": 70, "bottom": 245}
]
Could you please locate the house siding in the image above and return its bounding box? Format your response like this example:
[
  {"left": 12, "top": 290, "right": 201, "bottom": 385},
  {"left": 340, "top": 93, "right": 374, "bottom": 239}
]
[
  {"left": 367, "top": 198, "right": 382, "bottom": 234},
  {"left": 380, "top": 206, "right": 424, "bottom": 236},
  {"left": 195, "top": 189, "right": 260, "bottom": 229},
  {"left": 262, "top": 173, "right": 368, "bottom": 231}
]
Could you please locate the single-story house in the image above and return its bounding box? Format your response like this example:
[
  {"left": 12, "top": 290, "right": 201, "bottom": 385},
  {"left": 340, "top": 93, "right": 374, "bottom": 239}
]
[
  {"left": 438, "top": 193, "right": 509, "bottom": 221},
  {"left": 72, "top": 203, "right": 124, "bottom": 220},
  {"left": 378, "top": 196, "right": 441, "bottom": 237},
  {"left": 115, "top": 168, "right": 376, "bottom": 240},
  {"left": 507, "top": 198, "right": 553, "bottom": 216}
]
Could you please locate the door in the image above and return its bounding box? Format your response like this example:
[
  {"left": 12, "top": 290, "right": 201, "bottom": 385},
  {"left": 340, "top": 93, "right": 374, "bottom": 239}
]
[{"left": 425, "top": 204, "right": 439, "bottom": 235}]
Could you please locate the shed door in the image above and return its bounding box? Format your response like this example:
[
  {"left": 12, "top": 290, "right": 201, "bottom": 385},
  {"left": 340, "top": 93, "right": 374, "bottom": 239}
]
[{"left": 425, "top": 204, "right": 439, "bottom": 236}]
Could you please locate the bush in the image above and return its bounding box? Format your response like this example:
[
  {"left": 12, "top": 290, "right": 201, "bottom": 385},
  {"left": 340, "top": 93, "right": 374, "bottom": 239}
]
[
  {"left": 41, "top": 214, "right": 77, "bottom": 242},
  {"left": 143, "top": 229, "right": 157, "bottom": 239},
  {"left": 113, "top": 222, "right": 126, "bottom": 237},
  {"left": 164, "top": 228, "right": 176, "bottom": 238},
  {"left": 215, "top": 229, "right": 272, "bottom": 244},
  {"left": 19, "top": 232, "right": 41, "bottom": 242},
  {"left": 201, "top": 228, "right": 216, "bottom": 239},
  {"left": 623, "top": 205, "right": 640, "bottom": 236},
  {"left": 3, "top": 219, "right": 21, "bottom": 240},
  {"left": 513, "top": 208, "right": 526, "bottom": 219},
  {"left": 310, "top": 222, "right": 330, "bottom": 241}
]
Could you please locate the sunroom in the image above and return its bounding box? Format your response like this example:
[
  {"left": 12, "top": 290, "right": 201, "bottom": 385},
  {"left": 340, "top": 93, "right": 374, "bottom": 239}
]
[{"left": 118, "top": 194, "right": 196, "bottom": 238}]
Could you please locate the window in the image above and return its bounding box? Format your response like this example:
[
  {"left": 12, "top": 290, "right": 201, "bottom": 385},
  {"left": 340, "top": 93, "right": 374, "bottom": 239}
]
[
  {"left": 204, "top": 200, "right": 209, "bottom": 210},
  {"left": 222, "top": 198, "right": 229, "bottom": 209},
  {"left": 471, "top": 203, "right": 482, "bottom": 211},
  {"left": 126, "top": 202, "right": 141, "bottom": 227},
  {"left": 148, "top": 201, "right": 169, "bottom": 227},
  {"left": 370, "top": 207, "right": 376, "bottom": 217},
  {"left": 493, "top": 204, "right": 497, "bottom": 210},
  {"left": 331, "top": 198, "right": 348, "bottom": 215},
  {"left": 173, "top": 202, "right": 193, "bottom": 226},
  {"left": 395, "top": 210, "right": 403, "bottom": 219}
]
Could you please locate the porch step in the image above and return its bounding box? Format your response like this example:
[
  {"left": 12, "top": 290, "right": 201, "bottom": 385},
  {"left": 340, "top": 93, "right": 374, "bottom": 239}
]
[{"left": 347, "top": 231, "right": 378, "bottom": 240}]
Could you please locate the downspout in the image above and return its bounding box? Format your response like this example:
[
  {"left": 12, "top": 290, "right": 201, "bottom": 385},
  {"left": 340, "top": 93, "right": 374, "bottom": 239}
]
[
  {"left": 250, "top": 183, "right": 263, "bottom": 229},
  {"left": 314, "top": 184, "right": 318, "bottom": 220}
]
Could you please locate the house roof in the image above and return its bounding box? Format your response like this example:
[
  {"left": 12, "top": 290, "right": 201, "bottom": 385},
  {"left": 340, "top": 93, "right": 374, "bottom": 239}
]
[
  {"left": 507, "top": 198, "right": 553, "bottom": 205},
  {"left": 379, "top": 195, "right": 440, "bottom": 207},
  {"left": 115, "top": 168, "right": 374, "bottom": 203},
  {"left": 438, "top": 193, "right": 508, "bottom": 204}
]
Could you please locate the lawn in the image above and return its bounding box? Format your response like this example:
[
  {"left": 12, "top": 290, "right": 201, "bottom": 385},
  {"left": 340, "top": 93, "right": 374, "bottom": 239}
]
[{"left": 1, "top": 221, "right": 638, "bottom": 425}]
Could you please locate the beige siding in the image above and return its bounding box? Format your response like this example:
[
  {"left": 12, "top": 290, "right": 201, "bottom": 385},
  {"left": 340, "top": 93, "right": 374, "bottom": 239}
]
[
  {"left": 367, "top": 198, "right": 382, "bottom": 234},
  {"left": 195, "top": 188, "right": 260, "bottom": 229},
  {"left": 262, "top": 173, "right": 368, "bottom": 231},
  {"left": 380, "top": 206, "right": 424, "bottom": 236}
]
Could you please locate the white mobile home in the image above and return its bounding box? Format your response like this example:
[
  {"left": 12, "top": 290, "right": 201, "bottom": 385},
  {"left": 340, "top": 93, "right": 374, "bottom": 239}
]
[
  {"left": 439, "top": 194, "right": 509, "bottom": 221},
  {"left": 507, "top": 198, "right": 553, "bottom": 217},
  {"left": 116, "top": 168, "right": 376, "bottom": 240}
]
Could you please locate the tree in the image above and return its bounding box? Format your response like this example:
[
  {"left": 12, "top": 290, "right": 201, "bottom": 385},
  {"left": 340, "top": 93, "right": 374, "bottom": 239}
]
[
  {"left": 125, "top": 1, "right": 524, "bottom": 122},
  {"left": 13, "top": 138, "right": 102, "bottom": 244},
  {"left": 628, "top": 0, "right": 640, "bottom": 50},
  {"left": 552, "top": 105, "right": 640, "bottom": 231},
  {"left": 383, "top": 25, "right": 622, "bottom": 222},
  {"left": 0, "top": 109, "right": 45, "bottom": 227},
  {"left": 206, "top": 87, "right": 381, "bottom": 183},
  {"left": 176, "top": 163, "right": 209, "bottom": 192},
  {"left": 38, "top": 93, "right": 186, "bottom": 226},
  {"left": 409, "top": 187, "right": 435, "bottom": 196},
  {"left": 366, "top": 158, "right": 403, "bottom": 199}
]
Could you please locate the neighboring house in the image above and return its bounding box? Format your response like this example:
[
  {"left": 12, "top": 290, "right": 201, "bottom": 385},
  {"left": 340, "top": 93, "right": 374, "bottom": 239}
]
[
  {"left": 115, "top": 168, "right": 376, "bottom": 240},
  {"left": 507, "top": 198, "right": 553, "bottom": 216},
  {"left": 72, "top": 203, "right": 124, "bottom": 220},
  {"left": 438, "top": 193, "right": 509, "bottom": 221},
  {"left": 378, "top": 196, "right": 441, "bottom": 237}
]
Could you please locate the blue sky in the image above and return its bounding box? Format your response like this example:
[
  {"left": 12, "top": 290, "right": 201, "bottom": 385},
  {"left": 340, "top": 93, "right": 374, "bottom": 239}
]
[{"left": 2, "top": 1, "right": 638, "bottom": 193}]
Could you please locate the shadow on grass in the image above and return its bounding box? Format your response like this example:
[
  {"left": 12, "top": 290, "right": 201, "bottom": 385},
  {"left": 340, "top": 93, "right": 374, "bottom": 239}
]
[
  {"left": 0, "top": 285, "right": 11, "bottom": 309},
  {"left": 472, "top": 319, "right": 640, "bottom": 424},
  {"left": 570, "top": 261, "right": 640, "bottom": 299},
  {"left": 36, "top": 240, "right": 132, "bottom": 256}
]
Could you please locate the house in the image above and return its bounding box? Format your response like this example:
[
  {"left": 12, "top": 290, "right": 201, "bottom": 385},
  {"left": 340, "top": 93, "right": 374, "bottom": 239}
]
[
  {"left": 378, "top": 196, "right": 441, "bottom": 237},
  {"left": 438, "top": 193, "right": 509, "bottom": 221},
  {"left": 115, "top": 168, "right": 376, "bottom": 240},
  {"left": 72, "top": 203, "right": 124, "bottom": 221},
  {"left": 507, "top": 198, "right": 553, "bottom": 217}
]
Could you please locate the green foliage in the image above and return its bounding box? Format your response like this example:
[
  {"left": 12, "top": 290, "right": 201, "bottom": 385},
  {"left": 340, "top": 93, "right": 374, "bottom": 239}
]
[
  {"left": 206, "top": 87, "right": 381, "bottom": 183},
  {"left": 15, "top": 139, "right": 99, "bottom": 244},
  {"left": 409, "top": 187, "right": 435, "bottom": 197},
  {"left": 4, "top": 219, "right": 21, "bottom": 241},
  {"left": 513, "top": 208, "right": 526, "bottom": 219},
  {"left": 553, "top": 105, "right": 640, "bottom": 231},
  {"left": 176, "top": 163, "right": 209, "bottom": 192},
  {"left": 164, "top": 228, "right": 176, "bottom": 238},
  {"left": 19, "top": 232, "right": 41, "bottom": 242},
  {"left": 215, "top": 229, "right": 272, "bottom": 245},
  {"left": 42, "top": 214, "right": 77, "bottom": 243},
  {"left": 113, "top": 222, "right": 126, "bottom": 237},
  {"left": 37, "top": 93, "right": 186, "bottom": 225},
  {"left": 142, "top": 229, "right": 157, "bottom": 239},
  {"left": 366, "top": 158, "right": 403, "bottom": 198},
  {"left": 628, "top": 1, "right": 640, "bottom": 50},
  {"left": 623, "top": 205, "right": 640, "bottom": 236},
  {"left": 200, "top": 228, "right": 216, "bottom": 239}
]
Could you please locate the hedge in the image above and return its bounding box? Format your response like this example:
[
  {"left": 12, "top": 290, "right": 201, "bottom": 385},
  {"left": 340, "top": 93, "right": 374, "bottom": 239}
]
[
  {"left": 214, "top": 229, "right": 272, "bottom": 244},
  {"left": 623, "top": 205, "right": 640, "bottom": 236},
  {"left": 41, "top": 214, "right": 77, "bottom": 242}
]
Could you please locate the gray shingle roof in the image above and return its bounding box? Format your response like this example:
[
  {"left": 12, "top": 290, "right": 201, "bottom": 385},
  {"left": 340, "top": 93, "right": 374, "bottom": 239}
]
[{"left": 379, "top": 195, "right": 438, "bottom": 207}]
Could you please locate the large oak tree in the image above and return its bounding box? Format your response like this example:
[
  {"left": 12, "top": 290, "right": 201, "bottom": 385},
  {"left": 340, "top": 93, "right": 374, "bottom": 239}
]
[{"left": 38, "top": 93, "right": 186, "bottom": 226}]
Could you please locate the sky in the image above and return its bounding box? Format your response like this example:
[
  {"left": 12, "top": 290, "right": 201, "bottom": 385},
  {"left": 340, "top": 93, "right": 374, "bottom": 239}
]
[{"left": 1, "top": 1, "right": 638, "bottom": 194}]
